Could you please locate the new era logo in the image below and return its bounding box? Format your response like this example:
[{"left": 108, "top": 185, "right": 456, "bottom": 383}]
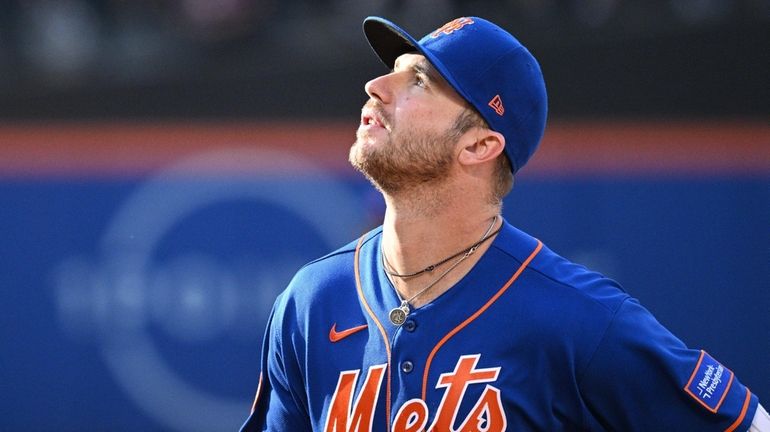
[
  {"left": 430, "top": 17, "right": 475, "bottom": 38},
  {"left": 488, "top": 95, "right": 505, "bottom": 116}
]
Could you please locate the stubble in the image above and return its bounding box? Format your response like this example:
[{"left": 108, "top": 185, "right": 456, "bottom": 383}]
[{"left": 350, "top": 102, "right": 460, "bottom": 196}]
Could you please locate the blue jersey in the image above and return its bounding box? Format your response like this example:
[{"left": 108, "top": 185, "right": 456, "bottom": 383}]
[{"left": 241, "top": 220, "right": 758, "bottom": 431}]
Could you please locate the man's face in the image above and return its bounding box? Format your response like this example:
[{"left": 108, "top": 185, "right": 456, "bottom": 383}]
[{"left": 350, "top": 53, "right": 470, "bottom": 194}]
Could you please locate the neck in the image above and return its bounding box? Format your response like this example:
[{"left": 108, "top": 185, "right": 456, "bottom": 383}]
[{"left": 380, "top": 183, "right": 501, "bottom": 305}]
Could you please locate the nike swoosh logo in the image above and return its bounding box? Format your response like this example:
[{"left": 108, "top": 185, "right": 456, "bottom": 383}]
[{"left": 329, "top": 323, "right": 368, "bottom": 343}]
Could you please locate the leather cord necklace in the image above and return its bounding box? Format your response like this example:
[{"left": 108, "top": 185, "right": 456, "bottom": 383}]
[{"left": 383, "top": 215, "right": 501, "bottom": 326}]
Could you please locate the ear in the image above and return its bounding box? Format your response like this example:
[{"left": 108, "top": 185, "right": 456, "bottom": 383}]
[{"left": 457, "top": 128, "right": 506, "bottom": 167}]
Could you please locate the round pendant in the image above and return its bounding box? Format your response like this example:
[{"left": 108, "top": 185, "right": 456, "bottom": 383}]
[{"left": 389, "top": 307, "right": 407, "bottom": 326}]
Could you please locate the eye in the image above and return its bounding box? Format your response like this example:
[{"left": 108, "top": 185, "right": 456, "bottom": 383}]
[{"left": 414, "top": 73, "right": 427, "bottom": 88}]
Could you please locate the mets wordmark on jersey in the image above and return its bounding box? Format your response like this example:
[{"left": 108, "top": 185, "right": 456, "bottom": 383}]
[{"left": 325, "top": 354, "right": 506, "bottom": 432}]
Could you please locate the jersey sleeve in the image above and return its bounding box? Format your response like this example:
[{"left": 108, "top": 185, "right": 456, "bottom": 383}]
[
  {"left": 240, "top": 296, "right": 312, "bottom": 432},
  {"left": 579, "top": 297, "right": 758, "bottom": 431}
]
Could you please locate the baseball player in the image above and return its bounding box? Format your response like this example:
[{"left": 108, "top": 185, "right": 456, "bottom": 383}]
[{"left": 241, "top": 16, "right": 768, "bottom": 431}]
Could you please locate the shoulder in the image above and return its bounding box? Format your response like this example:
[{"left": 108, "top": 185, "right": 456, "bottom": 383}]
[
  {"left": 292, "top": 226, "right": 380, "bottom": 285},
  {"left": 277, "top": 226, "right": 382, "bottom": 310},
  {"left": 484, "top": 220, "right": 636, "bottom": 374},
  {"left": 493, "top": 221, "right": 630, "bottom": 317}
]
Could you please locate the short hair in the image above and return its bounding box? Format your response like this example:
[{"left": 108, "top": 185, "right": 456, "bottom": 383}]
[{"left": 452, "top": 108, "right": 514, "bottom": 204}]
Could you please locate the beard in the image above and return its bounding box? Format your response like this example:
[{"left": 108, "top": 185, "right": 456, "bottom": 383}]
[{"left": 350, "top": 102, "right": 461, "bottom": 195}]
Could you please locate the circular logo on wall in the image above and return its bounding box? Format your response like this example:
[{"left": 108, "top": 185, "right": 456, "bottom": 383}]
[{"left": 54, "top": 147, "right": 364, "bottom": 431}]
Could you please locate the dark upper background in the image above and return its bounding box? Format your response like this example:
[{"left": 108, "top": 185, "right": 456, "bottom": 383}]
[{"left": 0, "top": 0, "right": 767, "bottom": 121}]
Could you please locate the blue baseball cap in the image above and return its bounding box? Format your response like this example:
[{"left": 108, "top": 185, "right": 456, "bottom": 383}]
[{"left": 363, "top": 16, "right": 548, "bottom": 173}]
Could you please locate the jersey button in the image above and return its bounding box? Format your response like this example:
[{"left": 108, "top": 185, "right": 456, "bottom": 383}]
[
  {"left": 401, "top": 361, "right": 414, "bottom": 374},
  {"left": 403, "top": 319, "right": 417, "bottom": 332}
]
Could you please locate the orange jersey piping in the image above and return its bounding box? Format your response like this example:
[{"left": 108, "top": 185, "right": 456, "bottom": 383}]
[
  {"left": 250, "top": 372, "right": 263, "bottom": 414},
  {"left": 421, "top": 240, "right": 543, "bottom": 400},
  {"left": 724, "top": 389, "right": 752, "bottom": 432},
  {"left": 354, "top": 234, "right": 393, "bottom": 430}
]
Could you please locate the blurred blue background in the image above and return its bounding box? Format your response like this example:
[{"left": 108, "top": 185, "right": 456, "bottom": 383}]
[{"left": 0, "top": 1, "right": 768, "bottom": 431}]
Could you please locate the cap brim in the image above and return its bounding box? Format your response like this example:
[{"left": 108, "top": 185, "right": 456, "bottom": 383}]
[
  {"left": 363, "top": 17, "right": 473, "bottom": 107},
  {"left": 363, "top": 17, "right": 421, "bottom": 68}
]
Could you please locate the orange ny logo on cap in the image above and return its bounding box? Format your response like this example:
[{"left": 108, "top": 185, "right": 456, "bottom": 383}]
[
  {"left": 488, "top": 94, "right": 505, "bottom": 116},
  {"left": 430, "top": 17, "right": 475, "bottom": 38}
]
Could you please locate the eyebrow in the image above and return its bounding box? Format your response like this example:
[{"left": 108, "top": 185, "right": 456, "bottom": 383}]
[
  {"left": 411, "top": 59, "right": 444, "bottom": 86},
  {"left": 412, "top": 62, "right": 432, "bottom": 79},
  {"left": 392, "top": 55, "right": 447, "bottom": 89}
]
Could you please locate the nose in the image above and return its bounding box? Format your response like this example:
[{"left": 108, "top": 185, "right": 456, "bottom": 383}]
[{"left": 364, "top": 73, "right": 392, "bottom": 104}]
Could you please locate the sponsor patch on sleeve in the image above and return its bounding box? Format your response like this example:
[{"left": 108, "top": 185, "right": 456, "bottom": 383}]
[{"left": 684, "top": 350, "right": 735, "bottom": 413}]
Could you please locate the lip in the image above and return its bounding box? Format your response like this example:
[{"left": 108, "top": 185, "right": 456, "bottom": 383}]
[{"left": 360, "top": 108, "right": 386, "bottom": 130}]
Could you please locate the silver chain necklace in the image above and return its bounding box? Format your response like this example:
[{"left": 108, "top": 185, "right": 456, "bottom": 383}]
[{"left": 383, "top": 215, "right": 500, "bottom": 326}]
